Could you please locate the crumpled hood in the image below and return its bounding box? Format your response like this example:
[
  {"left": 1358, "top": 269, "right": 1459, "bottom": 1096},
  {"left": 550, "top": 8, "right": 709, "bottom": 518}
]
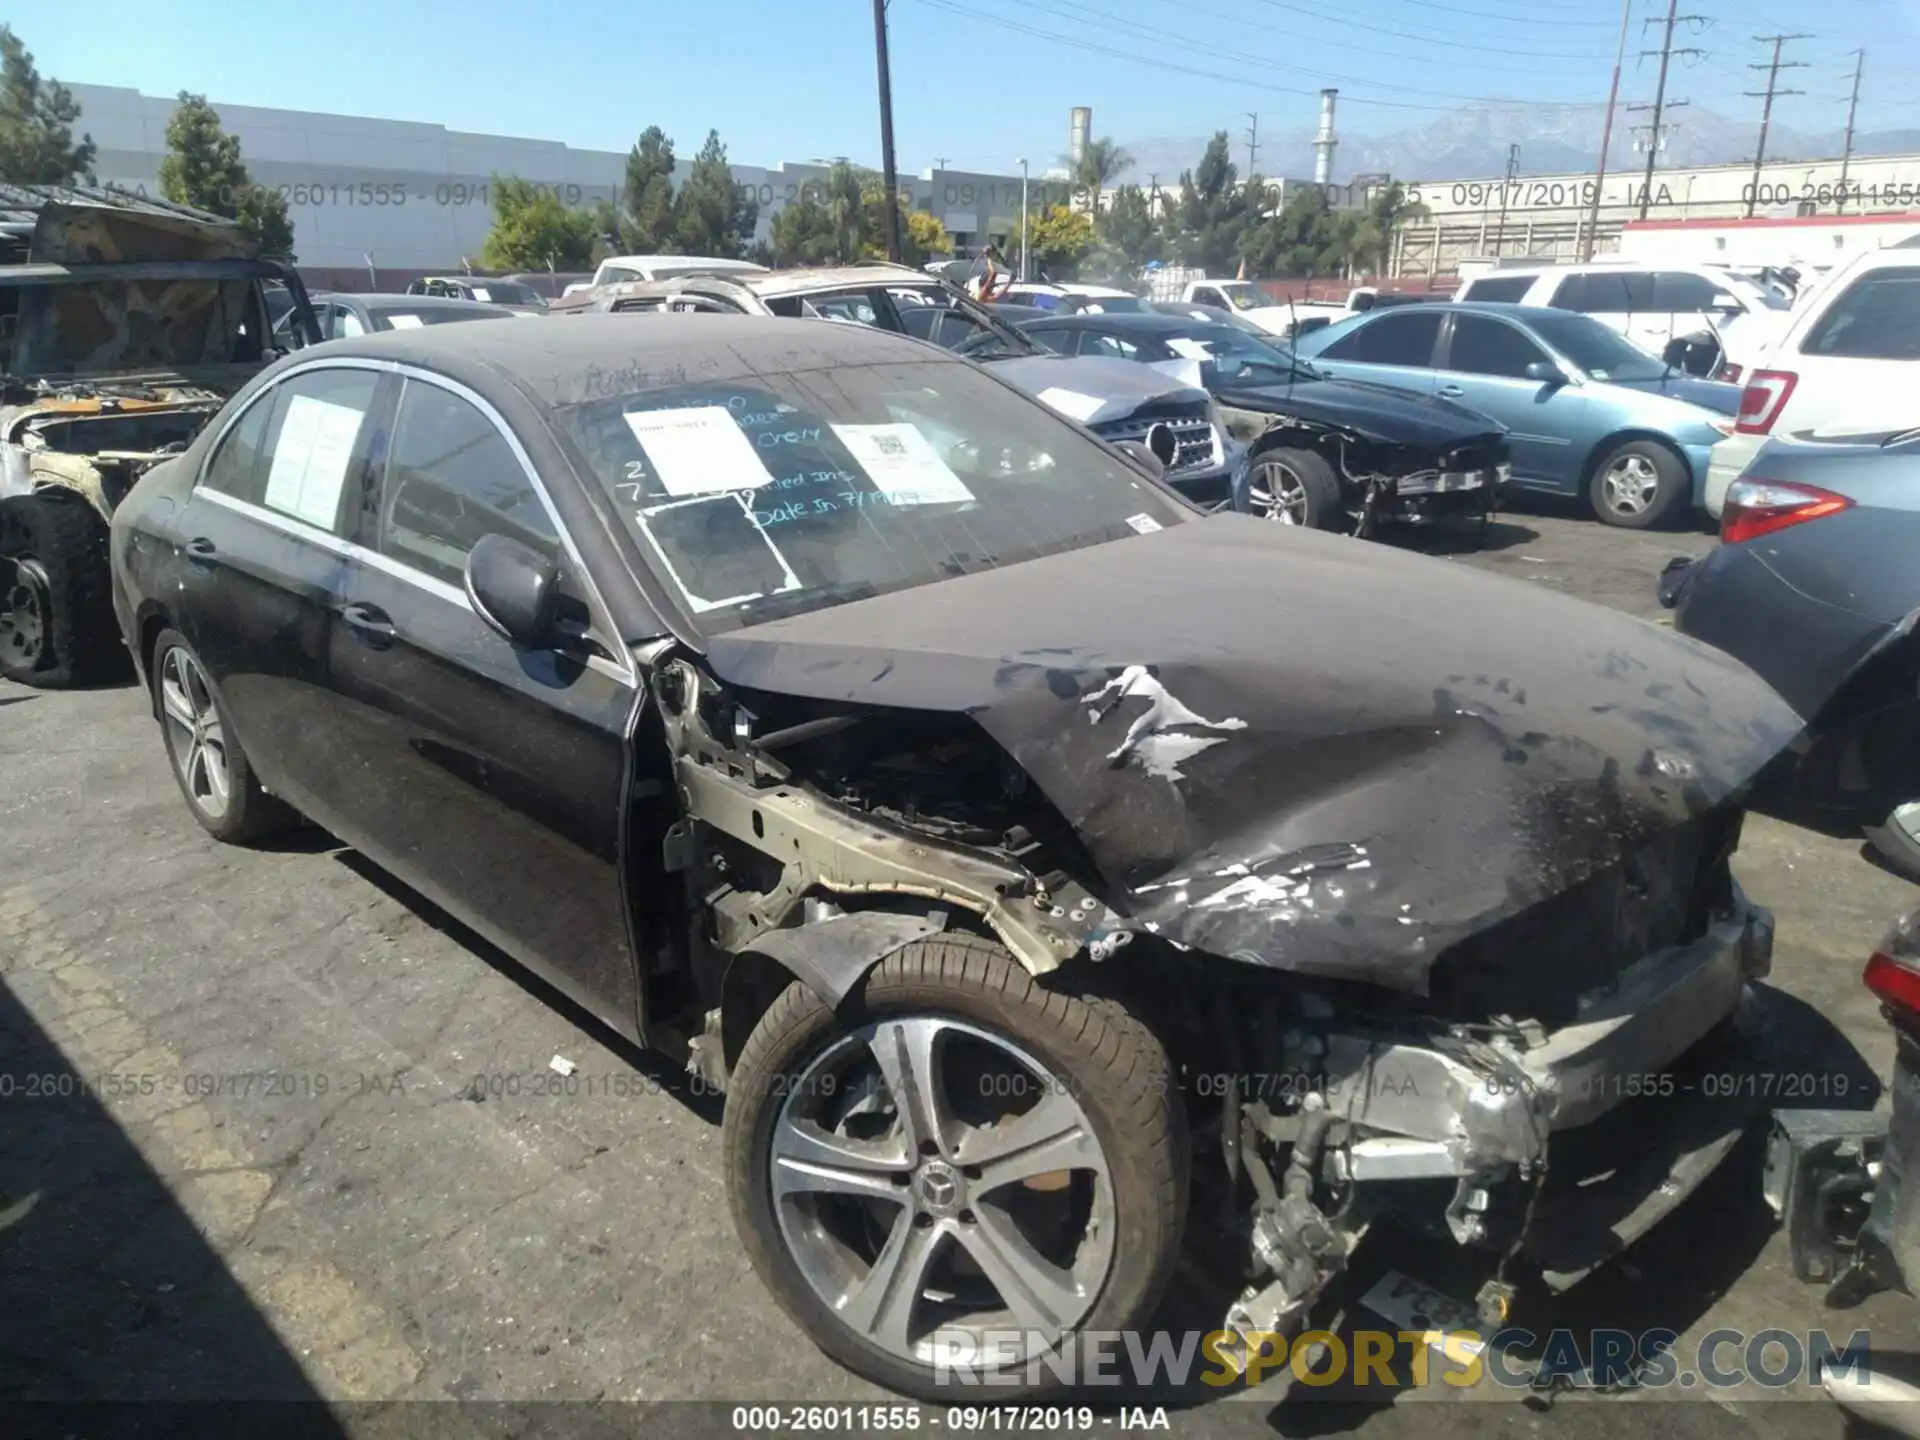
[
  {"left": 704, "top": 515, "right": 1800, "bottom": 995},
  {"left": 1607, "top": 372, "right": 1743, "bottom": 414},
  {"left": 1217, "top": 375, "right": 1506, "bottom": 448},
  {"left": 987, "top": 354, "right": 1208, "bottom": 425}
]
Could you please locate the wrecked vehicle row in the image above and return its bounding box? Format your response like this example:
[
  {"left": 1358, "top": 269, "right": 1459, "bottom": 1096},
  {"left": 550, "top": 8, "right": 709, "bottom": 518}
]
[{"left": 107, "top": 311, "right": 1810, "bottom": 1400}]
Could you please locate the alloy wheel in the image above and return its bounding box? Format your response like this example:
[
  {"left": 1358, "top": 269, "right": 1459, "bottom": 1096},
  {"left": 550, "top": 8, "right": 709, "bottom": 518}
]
[
  {"left": 159, "top": 647, "right": 232, "bottom": 820},
  {"left": 1246, "top": 460, "right": 1309, "bottom": 525},
  {"left": 1601, "top": 453, "right": 1661, "bottom": 518},
  {"left": 769, "top": 1015, "right": 1115, "bottom": 1369},
  {"left": 0, "top": 554, "right": 50, "bottom": 671}
]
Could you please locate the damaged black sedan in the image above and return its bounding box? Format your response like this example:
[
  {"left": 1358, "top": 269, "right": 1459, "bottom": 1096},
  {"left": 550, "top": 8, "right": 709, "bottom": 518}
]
[
  {"left": 112, "top": 314, "right": 1801, "bottom": 1400},
  {"left": 1010, "top": 310, "right": 1511, "bottom": 537}
]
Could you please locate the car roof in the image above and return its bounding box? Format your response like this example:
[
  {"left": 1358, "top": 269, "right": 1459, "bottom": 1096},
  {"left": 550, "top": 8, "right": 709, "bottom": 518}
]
[
  {"left": 599, "top": 254, "right": 768, "bottom": 271},
  {"left": 303, "top": 312, "right": 955, "bottom": 409},
  {"left": 1016, "top": 310, "right": 1243, "bottom": 332},
  {"left": 334, "top": 292, "right": 516, "bottom": 312},
  {"left": 739, "top": 263, "right": 936, "bottom": 296}
]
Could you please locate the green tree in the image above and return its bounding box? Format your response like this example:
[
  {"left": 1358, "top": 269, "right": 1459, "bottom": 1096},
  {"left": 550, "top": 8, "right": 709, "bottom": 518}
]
[
  {"left": 0, "top": 27, "right": 93, "bottom": 185},
  {"left": 1010, "top": 204, "right": 1096, "bottom": 279},
  {"left": 902, "top": 207, "right": 950, "bottom": 265},
  {"left": 768, "top": 191, "right": 840, "bottom": 266},
  {"left": 1096, "top": 183, "right": 1158, "bottom": 271},
  {"left": 1173, "top": 133, "right": 1251, "bottom": 276},
  {"left": 1242, "top": 186, "right": 1344, "bottom": 278},
  {"left": 1064, "top": 135, "right": 1131, "bottom": 213},
  {"left": 620, "top": 125, "right": 677, "bottom": 252},
  {"left": 1338, "top": 181, "right": 1429, "bottom": 277},
  {"left": 481, "top": 175, "right": 598, "bottom": 271},
  {"left": 158, "top": 93, "right": 294, "bottom": 259},
  {"left": 671, "top": 130, "right": 757, "bottom": 257}
]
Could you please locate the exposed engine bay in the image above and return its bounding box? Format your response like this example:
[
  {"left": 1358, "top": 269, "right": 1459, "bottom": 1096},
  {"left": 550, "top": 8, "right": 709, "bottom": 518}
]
[
  {"left": 652, "top": 637, "right": 1782, "bottom": 1363},
  {"left": 0, "top": 385, "right": 229, "bottom": 514}
]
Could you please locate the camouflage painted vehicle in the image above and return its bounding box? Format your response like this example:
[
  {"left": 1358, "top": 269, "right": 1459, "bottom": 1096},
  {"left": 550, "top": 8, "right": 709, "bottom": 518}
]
[{"left": 0, "top": 185, "right": 317, "bottom": 687}]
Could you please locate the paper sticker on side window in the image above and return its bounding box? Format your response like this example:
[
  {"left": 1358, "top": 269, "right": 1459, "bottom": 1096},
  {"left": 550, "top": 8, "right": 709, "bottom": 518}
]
[
  {"left": 624, "top": 405, "right": 775, "bottom": 497},
  {"left": 636, "top": 492, "right": 801, "bottom": 613},
  {"left": 831, "top": 423, "right": 975, "bottom": 506},
  {"left": 264, "top": 394, "right": 365, "bottom": 529}
]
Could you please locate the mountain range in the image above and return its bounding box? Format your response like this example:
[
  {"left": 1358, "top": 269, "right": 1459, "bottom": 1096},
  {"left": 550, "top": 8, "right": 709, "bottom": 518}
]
[{"left": 1116, "top": 103, "right": 1920, "bottom": 187}]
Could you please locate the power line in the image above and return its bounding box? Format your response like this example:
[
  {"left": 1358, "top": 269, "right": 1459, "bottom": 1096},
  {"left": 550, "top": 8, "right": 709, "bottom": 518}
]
[
  {"left": 1744, "top": 33, "right": 1811, "bottom": 217},
  {"left": 905, "top": 0, "right": 1583, "bottom": 113},
  {"left": 1837, "top": 48, "right": 1865, "bottom": 212},
  {"left": 1627, "top": 0, "right": 1707, "bottom": 219},
  {"left": 1240, "top": 0, "right": 1604, "bottom": 57}
]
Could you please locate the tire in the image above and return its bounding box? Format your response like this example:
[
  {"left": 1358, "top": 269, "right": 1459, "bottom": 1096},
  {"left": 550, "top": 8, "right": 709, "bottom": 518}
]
[
  {"left": 1587, "top": 439, "right": 1689, "bottom": 529},
  {"left": 1243, "top": 446, "right": 1346, "bottom": 532},
  {"left": 0, "top": 491, "right": 127, "bottom": 688},
  {"left": 150, "top": 628, "right": 297, "bottom": 844},
  {"left": 725, "top": 932, "right": 1188, "bottom": 1401}
]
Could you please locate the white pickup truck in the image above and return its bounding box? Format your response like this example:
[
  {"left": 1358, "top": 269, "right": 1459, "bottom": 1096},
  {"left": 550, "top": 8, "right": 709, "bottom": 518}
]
[{"left": 1173, "top": 281, "right": 1424, "bottom": 342}]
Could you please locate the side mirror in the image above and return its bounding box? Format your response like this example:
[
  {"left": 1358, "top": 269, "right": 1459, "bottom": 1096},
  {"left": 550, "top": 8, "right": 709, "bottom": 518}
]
[
  {"left": 1112, "top": 438, "right": 1167, "bottom": 482},
  {"left": 1523, "top": 360, "right": 1567, "bottom": 385},
  {"left": 466, "top": 533, "right": 564, "bottom": 649}
]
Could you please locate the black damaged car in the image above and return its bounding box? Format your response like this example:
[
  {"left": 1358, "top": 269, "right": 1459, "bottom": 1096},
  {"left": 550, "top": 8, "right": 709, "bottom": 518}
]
[
  {"left": 1004, "top": 310, "right": 1512, "bottom": 539},
  {"left": 114, "top": 313, "right": 1800, "bottom": 1400}
]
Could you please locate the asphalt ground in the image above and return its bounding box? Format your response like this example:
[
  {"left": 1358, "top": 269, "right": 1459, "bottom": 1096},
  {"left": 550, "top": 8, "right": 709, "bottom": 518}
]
[{"left": 3, "top": 496, "right": 1917, "bottom": 1440}]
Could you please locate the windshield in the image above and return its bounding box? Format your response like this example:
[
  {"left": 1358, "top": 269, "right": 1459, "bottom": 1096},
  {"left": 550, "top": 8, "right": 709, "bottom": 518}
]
[
  {"left": 478, "top": 281, "right": 543, "bottom": 306},
  {"left": 1148, "top": 325, "right": 1321, "bottom": 385},
  {"left": 1079, "top": 295, "right": 1145, "bottom": 314},
  {"left": 1523, "top": 312, "right": 1671, "bottom": 383},
  {"left": 554, "top": 359, "right": 1186, "bottom": 634},
  {"left": 1217, "top": 283, "right": 1270, "bottom": 312}
]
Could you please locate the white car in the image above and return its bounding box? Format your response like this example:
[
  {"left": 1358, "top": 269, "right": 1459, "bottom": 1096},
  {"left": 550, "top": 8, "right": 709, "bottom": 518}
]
[
  {"left": 1453, "top": 261, "right": 1790, "bottom": 381},
  {"left": 997, "top": 282, "right": 1147, "bottom": 314},
  {"left": 588, "top": 253, "right": 769, "bottom": 288},
  {"left": 1178, "top": 278, "right": 1329, "bottom": 338},
  {"left": 1702, "top": 245, "right": 1920, "bottom": 518}
]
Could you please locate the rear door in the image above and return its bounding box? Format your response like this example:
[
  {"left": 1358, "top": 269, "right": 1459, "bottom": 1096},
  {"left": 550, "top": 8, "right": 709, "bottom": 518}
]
[
  {"left": 175, "top": 363, "right": 387, "bottom": 817},
  {"left": 1434, "top": 312, "right": 1590, "bottom": 490},
  {"left": 1309, "top": 308, "right": 1442, "bottom": 395},
  {"left": 324, "top": 370, "right": 643, "bottom": 1035}
]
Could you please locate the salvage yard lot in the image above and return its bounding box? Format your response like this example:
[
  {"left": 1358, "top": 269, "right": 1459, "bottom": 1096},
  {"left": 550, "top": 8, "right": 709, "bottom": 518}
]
[{"left": 3, "top": 504, "right": 1917, "bottom": 1437}]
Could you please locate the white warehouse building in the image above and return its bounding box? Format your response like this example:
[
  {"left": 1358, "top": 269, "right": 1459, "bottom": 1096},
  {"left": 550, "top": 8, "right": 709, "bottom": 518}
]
[{"left": 62, "top": 82, "right": 1053, "bottom": 284}]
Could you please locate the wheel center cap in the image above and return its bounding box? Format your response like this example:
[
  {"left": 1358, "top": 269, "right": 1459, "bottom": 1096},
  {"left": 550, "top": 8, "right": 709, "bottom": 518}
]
[{"left": 912, "top": 1159, "right": 966, "bottom": 1216}]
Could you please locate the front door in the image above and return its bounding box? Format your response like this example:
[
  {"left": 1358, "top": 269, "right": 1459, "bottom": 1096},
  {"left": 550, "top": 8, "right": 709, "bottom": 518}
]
[
  {"left": 1434, "top": 312, "right": 1589, "bottom": 491},
  {"left": 174, "top": 363, "right": 386, "bottom": 818},
  {"left": 325, "top": 371, "right": 643, "bottom": 1036}
]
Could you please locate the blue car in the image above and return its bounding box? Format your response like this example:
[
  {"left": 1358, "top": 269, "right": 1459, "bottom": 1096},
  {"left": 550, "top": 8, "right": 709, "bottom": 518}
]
[{"left": 1292, "top": 303, "right": 1743, "bottom": 528}]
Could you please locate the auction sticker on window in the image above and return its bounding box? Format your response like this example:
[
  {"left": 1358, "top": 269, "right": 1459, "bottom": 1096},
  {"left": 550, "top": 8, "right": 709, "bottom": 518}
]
[
  {"left": 263, "top": 394, "right": 365, "bottom": 529},
  {"left": 1166, "top": 337, "right": 1216, "bottom": 360},
  {"left": 384, "top": 314, "right": 425, "bottom": 330},
  {"left": 623, "top": 406, "right": 774, "bottom": 498},
  {"left": 831, "top": 424, "right": 974, "bottom": 506}
]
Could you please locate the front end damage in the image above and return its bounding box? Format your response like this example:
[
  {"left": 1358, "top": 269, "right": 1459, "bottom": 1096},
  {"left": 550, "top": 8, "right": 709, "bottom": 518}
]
[{"left": 646, "top": 520, "right": 1802, "bottom": 1358}]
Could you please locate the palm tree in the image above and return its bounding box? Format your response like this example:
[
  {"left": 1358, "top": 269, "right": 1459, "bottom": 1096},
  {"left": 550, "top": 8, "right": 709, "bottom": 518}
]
[{"left": 1063, "top": 136, "right": 1133, "bottom": 213}]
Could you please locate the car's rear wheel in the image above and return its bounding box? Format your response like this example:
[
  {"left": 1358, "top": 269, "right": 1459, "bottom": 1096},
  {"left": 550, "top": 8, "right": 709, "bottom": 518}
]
[
  {"left": 725, "top": 932, "right": 1187, "bottom": 1400},
  {"left": 1589, "top": 440, "right": 1688, "bottom": 529},
  {"left": 1244, "top": 447, "right": 1344, "bottom": 531},
  {"left": 0, "top": 492, "right": 126, "bottom": 688},
  {"left": 152, "top": 629, "right": 297, "bottom": 844}
]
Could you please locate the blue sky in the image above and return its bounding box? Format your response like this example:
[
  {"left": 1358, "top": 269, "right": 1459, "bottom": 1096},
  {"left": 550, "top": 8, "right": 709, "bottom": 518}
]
[{"left": 11, "top": 0, "right": 1914, "bottom": 170}]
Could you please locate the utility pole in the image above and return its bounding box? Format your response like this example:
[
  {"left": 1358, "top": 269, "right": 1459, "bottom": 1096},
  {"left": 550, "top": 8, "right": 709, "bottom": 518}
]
[
  {"left": 1837, "top": 49, "right": 1865, "bottom": 214},
  {"left": 1244, "top": 113, "right": 1260, "bottom": 177},
  {"left": 1745, "top": 34, "right": 1811, "bottom": 218},
  {"left": 1582, "top": 0, "right": 1635, "bottom": 261},
  {"left": 1147, "top": 172, "right": 1160, "bottom": 223},
  {"left": 871, "top": 0, "right": 902, "bottom": 262},
  {"left": 1627, "top": 0, "right": 1706, "bottom": 220},
  {"left": 933, "top": 156, "right": 950, "bottom": 171},
  {"left": 1493, "top": 143, "right": 1520, "bottom": 255}
]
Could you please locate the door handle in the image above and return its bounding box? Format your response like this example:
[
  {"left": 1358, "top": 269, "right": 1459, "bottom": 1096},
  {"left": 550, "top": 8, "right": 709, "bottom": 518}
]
[
  {"left": 1438, "top": 385, "right": 1465, "bottom": 398},
  {"left": 338, "top": 601, "right": 396, "bottom": 649},
  {"left": 185, "top": 536, "right": 217, "bottom": 564}
]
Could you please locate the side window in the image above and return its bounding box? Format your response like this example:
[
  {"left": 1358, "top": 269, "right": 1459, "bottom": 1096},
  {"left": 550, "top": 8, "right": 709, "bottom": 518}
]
[
  {"left": 1553, "top": 271, "right": 1654, "bottom": 313},
  {"left": 1193, "top": 287, "right": 1225, "bottom": 308},
  {"left": 1460, "top": 275, "right": 1533, "bottom": 303},
  {"left": 200, "top": 386, "right": 282, "bottom": 503},
  {"left": 1651, "top": 272, "right": 1724, "bottom": 312},
  {"left": 1802, "top": 267, "right": 1920, "bottom": 360},
  {"left": 1348, "top": 311, "right": 1443, "bottom": 366},
  {"left": 1079, "top": 332, "right": 1139, "bottom": 359},
  {"left": 210, "top": 368, "right": 380, "bottom": 532},
  {"left": 1024, "top": 326, "right": 1071, "bottom": 354},
  {"left": 1446, "top": 315, "right": 1549, "bottom": 378},
  {"left": 377, "top": 379, "right": 560, "bottom": 588}
]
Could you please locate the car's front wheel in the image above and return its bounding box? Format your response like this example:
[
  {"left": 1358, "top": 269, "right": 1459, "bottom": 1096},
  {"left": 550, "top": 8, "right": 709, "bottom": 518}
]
[
  {"left": 1243, "top": 448, "right": 1345, "bottom": 531},
  {"left": 152, "top": 629, "right": 297, "bottom": 844},
  {"left": 725, "top": 932, "right": 1187, "bottom": 1400}
]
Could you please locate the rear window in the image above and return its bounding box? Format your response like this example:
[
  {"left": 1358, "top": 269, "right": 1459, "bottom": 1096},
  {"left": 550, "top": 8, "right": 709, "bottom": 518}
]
[
  {"left": 1459, "top": 275, "right": 1533, "bottom": 303},
  {"left": 1802, "top": 267, "right": 1920, "bottom": 360}
]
